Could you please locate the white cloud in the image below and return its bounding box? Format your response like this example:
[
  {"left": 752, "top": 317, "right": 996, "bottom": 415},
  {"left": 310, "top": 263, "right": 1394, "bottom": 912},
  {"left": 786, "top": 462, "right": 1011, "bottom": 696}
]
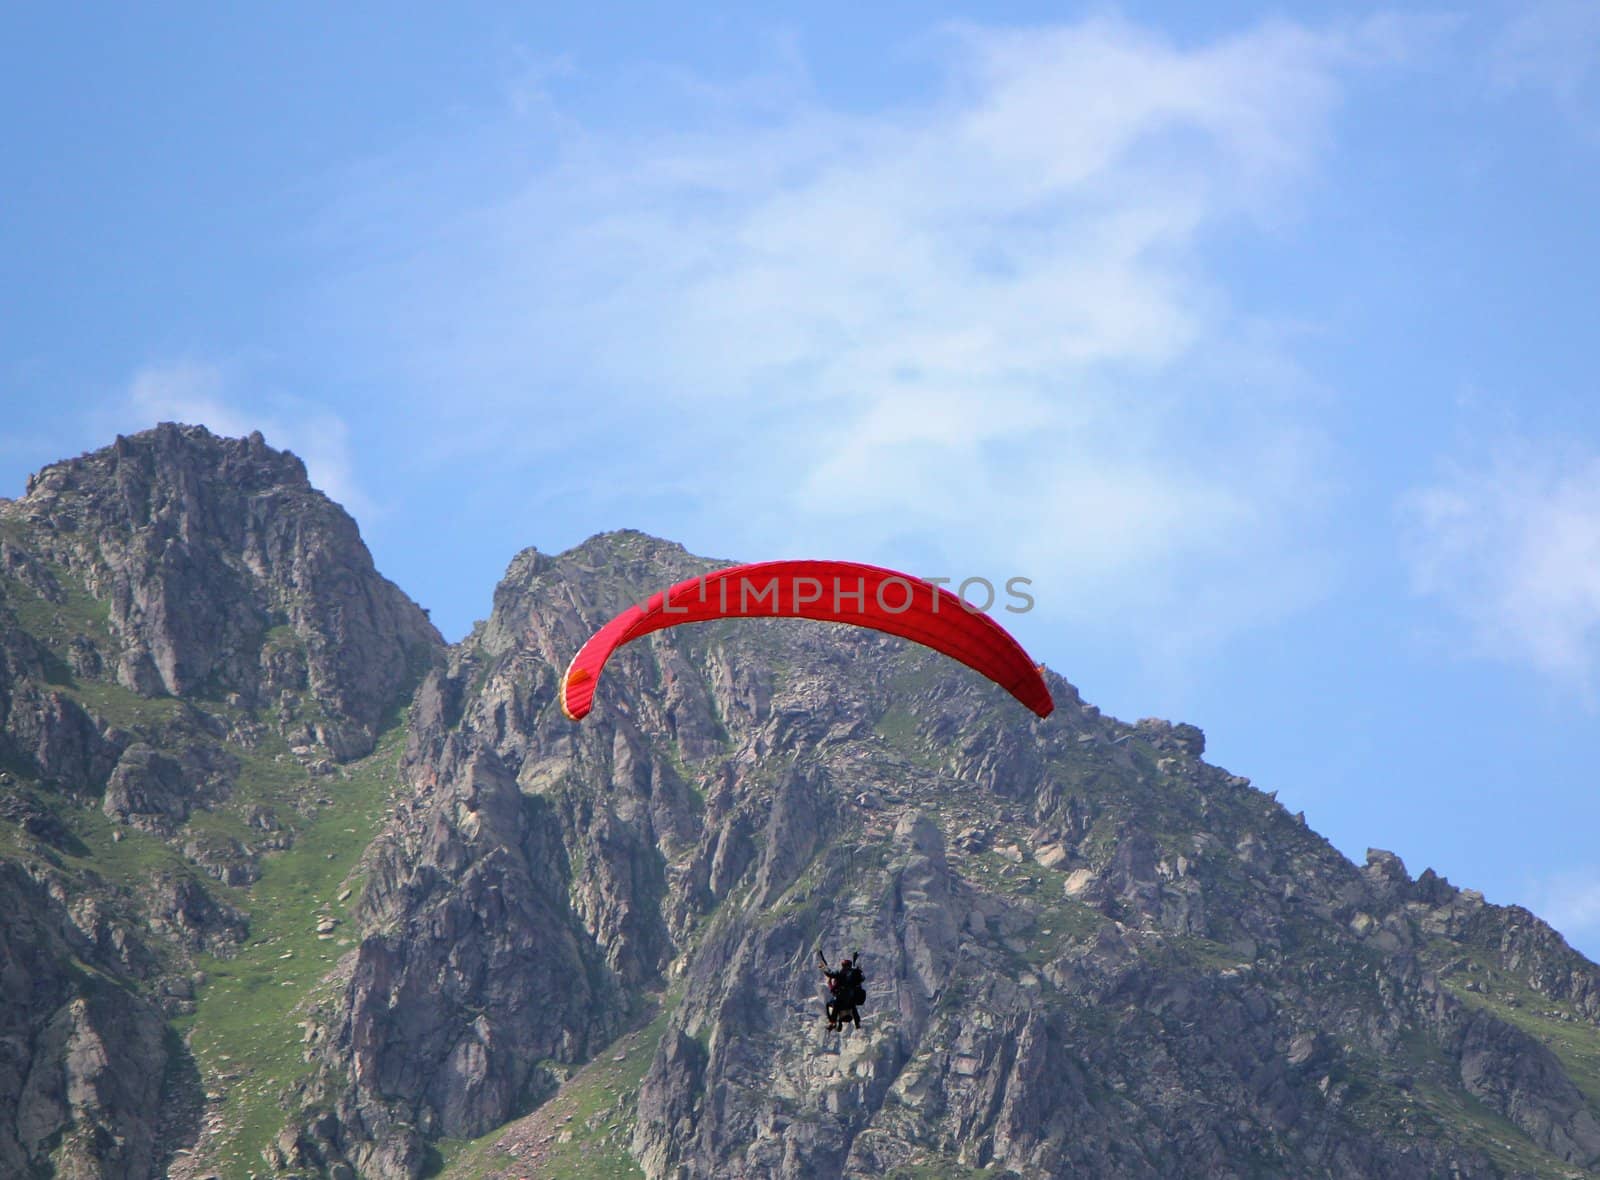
[
  {"left": 1401, "top": 436, "right": 1600, "bottom": 689},
  {"left": 1492, "top": 0, "right": 1600, "bottom": 122},
  {"left": 116, "top": 362, "right": 375, "bottom": 521},
  {"left": 1523, "top": 867, "right": 1600, "bottom": 952},
  {"left": 305, "top": 14, "right": 1415, "bottom": 649}
]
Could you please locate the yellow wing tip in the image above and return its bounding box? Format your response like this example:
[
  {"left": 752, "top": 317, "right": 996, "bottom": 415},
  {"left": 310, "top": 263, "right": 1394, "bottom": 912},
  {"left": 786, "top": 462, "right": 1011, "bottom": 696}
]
[{"left": 560, "top": 661, "right": 592, "bottom": 721}]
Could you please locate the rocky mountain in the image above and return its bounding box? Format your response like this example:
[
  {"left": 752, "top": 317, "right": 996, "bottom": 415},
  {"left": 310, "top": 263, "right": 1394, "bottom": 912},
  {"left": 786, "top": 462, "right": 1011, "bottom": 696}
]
[
  {"left": 2, "top": 427, "right": 1599, "bottom": 1179},
  {"left": 0, "top": 424, "right": 442, "bottom": 1179}
]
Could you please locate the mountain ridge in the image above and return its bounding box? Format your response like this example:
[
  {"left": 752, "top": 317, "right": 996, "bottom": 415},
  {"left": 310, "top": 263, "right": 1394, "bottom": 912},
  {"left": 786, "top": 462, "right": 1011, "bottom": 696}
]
[{"left": 1, "top": 425, "right": 1597, "bottom": 1179}]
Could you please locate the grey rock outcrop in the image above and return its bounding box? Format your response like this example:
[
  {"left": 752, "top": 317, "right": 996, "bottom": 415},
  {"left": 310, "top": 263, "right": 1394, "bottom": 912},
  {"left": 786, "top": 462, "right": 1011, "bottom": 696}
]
[
  {"left": 10, "top": 423, "right": 440, "bottom": 756},
  {"left": 0, "top": 862, "right": 173, "bottom": 1180},
  {"left": 101, "top": 743, "right": 231, "bottom": 832}
]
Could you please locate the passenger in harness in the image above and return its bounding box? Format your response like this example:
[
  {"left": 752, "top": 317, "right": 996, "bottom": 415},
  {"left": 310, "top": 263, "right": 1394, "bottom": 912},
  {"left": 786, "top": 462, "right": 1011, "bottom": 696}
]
[{"left": 818, "top": 949, "right": 866, "bottom": 1030}]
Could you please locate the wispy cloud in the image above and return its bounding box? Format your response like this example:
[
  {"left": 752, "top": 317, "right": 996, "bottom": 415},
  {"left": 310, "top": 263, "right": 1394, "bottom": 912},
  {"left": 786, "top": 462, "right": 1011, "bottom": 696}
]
[
  {"left": 1491, "top": 0, "right": 1600, "bottom": 127},
  {"left": 306, "top": 14, "right": 1418, "bottom": 649},
  {"left": 112, "top": 362, "right": 375, "bottom": 521},
  {"left": 1401, "top": 434, "right": 1600, "bottom": 692},
  {"left": 1523, "top": 867, "right": 1600, "bottom": 955}
]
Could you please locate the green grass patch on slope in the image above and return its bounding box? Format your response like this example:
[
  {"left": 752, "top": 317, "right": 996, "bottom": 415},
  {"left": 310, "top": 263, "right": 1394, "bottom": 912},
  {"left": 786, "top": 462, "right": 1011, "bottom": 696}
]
[
  {"left": 957, "top": 851, "right": 1103, "bottom": 942},
  {"left": 1170, "top": 935, "right": 1257, "bottom": 975},
  {"left": 874, "top": 705, "right": 940, "bottom": 766},
  {"left": 1336, "top": 1023, "right": 1590, "bottom": 1180},
  {"left": 2, "top": 564, "right": 190, "bottom": 730},
  {"left": 178, "top": 735, "right": 336, "bottom": 850},
  {"left": 1437, "top": 948, "right": 1600, "bottom": 1111},
  {"left": 438, "top": 992, "right": 680, "bottom": 1180},
  {"left": 63, "top": 804, "right": 191, "bottom": 882},
  {"left": 0, "top": 781, "right": 192, "bottom": 899},
  {"left": 0, "top": 566, "right": 112, "bottom": 648},
  {"left": 175, "top": 724, "right": 408, "bottom": 1179},
  {"left": 67, "top": 676, "right": 186, "bottom": 730},
  {"left": 1409, "top": 1077, "right": 1585, "bottom": 1179},
  {"left": 885, "top": 1162, "right": 1018, "bottom": 1180}
]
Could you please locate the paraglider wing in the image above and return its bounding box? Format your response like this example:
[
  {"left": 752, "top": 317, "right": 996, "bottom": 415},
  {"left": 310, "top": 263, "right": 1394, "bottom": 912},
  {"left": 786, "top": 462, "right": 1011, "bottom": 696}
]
[{"left": 560, "top": 559, "right": 1054, "bottom": 721}]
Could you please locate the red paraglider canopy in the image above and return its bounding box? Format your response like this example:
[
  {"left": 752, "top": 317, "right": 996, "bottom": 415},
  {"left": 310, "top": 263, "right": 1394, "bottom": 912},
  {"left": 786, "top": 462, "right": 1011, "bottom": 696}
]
[{"left": 560, "top": 560, "right": 1054, "bottom": 721}]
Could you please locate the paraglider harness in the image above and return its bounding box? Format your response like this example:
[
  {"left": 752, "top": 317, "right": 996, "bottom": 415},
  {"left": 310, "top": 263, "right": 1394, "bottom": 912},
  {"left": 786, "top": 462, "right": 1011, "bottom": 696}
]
[{"left": 818, "top": 949, "right": 866, "bottom": 1029}]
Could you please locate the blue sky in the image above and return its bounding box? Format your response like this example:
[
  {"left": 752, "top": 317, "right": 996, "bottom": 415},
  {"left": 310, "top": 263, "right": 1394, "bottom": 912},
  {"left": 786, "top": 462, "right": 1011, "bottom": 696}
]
[{"left": 4, "top": 2, "right": 1600, "bottom": 957}]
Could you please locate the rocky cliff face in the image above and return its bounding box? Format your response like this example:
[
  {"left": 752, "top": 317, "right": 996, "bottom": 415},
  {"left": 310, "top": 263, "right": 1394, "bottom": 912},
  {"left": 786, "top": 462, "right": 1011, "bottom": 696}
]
[
  {"left": 8, "top": 424, "right": 437, "bottom": 757},
  {"left": 0, "top": 860, "right": 171, "bottom": 1180},
  {"left": 0, "top": 425, "right": 442, "bottom": 1179},
  {"left": 292, "top": 531, "right": 1600, "bottom": 1180},
  {"left": 4, "top": 431, "right": 1599, "bottom": 1180}
]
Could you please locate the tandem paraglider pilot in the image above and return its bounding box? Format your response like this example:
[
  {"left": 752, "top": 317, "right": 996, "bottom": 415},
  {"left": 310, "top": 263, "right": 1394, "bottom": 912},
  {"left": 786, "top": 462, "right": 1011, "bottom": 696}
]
[{"left": 818, "top": 949, "right": 866, "bottom": 1031}]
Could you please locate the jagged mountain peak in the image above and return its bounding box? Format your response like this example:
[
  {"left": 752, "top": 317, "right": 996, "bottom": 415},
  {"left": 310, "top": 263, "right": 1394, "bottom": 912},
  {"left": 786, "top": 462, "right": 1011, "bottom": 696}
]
[
  {"left": 18, "top": 421, "right": 310, "bottom": 511},
  {"left": 565, "top": 527, "right": 698, "bottom": 560},
  {"left": 502, "top": 528, "right": 704, "bottom": 577},
  {"left": 2, "top": 422, "right": 442, "bottom": 746}
]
